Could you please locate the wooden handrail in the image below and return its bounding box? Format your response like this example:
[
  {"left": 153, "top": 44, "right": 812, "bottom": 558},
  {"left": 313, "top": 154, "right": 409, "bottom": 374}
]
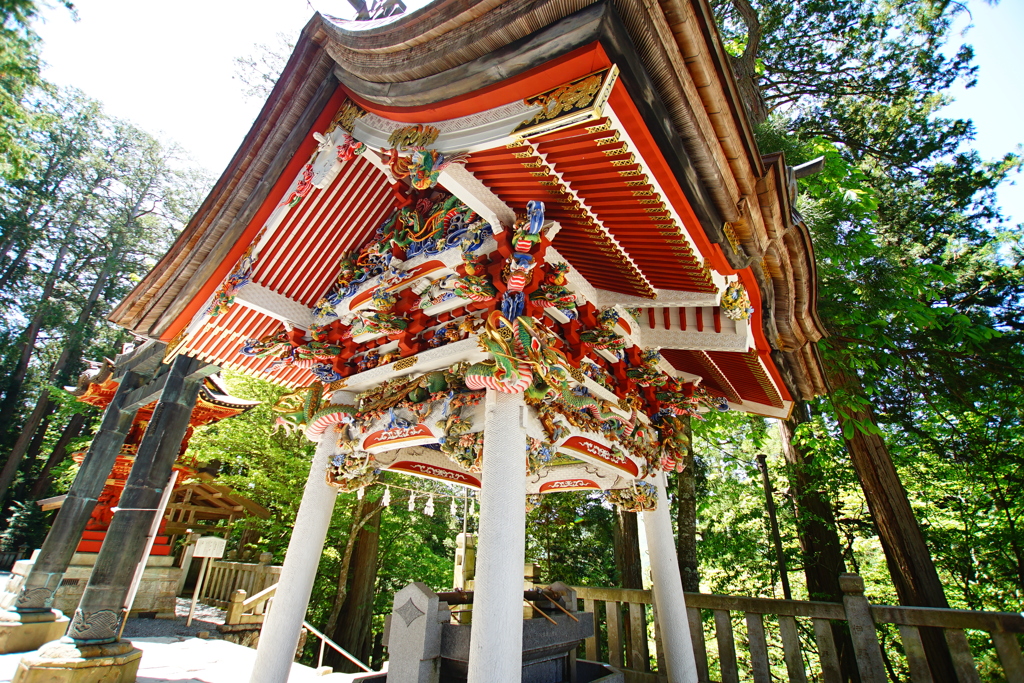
[
  {"left": 303, "top": 619, "right": 372, "bottom": 672},
  {"left": 241, "top": 583, "right": 277, "bottom": 608},
  {"left": 570, "top": 581, "right": 1024, "bottom": 682},
  {"left": 871, "top": 603, "right": 1024, "bottom": 633},
  {"left": 200, "top": 558, "right": 282, "bottom": 607},
  {"left": 225, "top": 583, "right": 279, "bottom": 625},
  {"left": 574, "top": 584, "right": 1024, "bottom": 633}
]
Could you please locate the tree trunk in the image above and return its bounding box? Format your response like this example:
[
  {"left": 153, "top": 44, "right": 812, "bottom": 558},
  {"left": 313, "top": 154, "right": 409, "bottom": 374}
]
[
  {"left": 672, "top": 415, "right": 700, "bottom": 592},
  {"left": 0, "top": 229, "right": 127, "bottom": 508},
  {"left": 0, "top": 244, "right": 68, "bottom": 419},
  {"left": 726, "top": 0, "right": 769, "bottom": 125},
  {"left": 325, "top": 496, "right": 383, "bottom": 635},
  {"left": 614, "top": 509, "right": 643, "bottom": 590},
  {"left": 0, "top": 244, "right": 30, "bottom": 292},
  {"left": 24, "top": 402, "right": 54, "bottom": 466},
  {"left": 0, "top": 391, "right": 55, "bottom": 508},
  {"left": 29, "top": 411, "right": 87, "bottom": 500},
  {"left": 780, "top": 403, "right": 849, "bottom": 598},
  {"left": 828, "top": 365, "right": 955, "bottom": 681},
  {"left": 780, "top": 401, "right": 860, "bottom": 682},
  {"left": 49, "top": 235, "right": 124, "bottom": 390},
  {"left": 327, "top": 503, "right": 383, "bottom": 672}
]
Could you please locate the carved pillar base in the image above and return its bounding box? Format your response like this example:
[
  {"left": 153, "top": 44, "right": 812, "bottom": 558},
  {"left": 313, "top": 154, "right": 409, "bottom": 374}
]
[
  {"left": 0, "top": 610, "right": 69, "bottom": 654},
  {"left": 12, "top": 640, "right": 141, "bottom": 683}
]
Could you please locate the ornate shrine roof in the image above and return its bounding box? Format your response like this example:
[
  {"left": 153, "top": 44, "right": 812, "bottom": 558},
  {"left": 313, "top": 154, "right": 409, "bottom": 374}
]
[
  {"left": 109, "top": 0, "right": 827, "bottom": 418},
  {"left": 75, "top": 370, "right": 260, "bottom": 429}
]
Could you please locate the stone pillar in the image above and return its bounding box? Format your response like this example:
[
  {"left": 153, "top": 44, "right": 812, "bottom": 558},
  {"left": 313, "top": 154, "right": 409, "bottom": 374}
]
[
  {"left": 66, "top": 353, "right": 205, "bottom": 644},
  {"left": 248, "top": 397, "right": 344, "bottom": 683},
  {"left": 643, "top": 473, "right": 698, "bottom": 683},
  {"left": 0, "top": 372, "right": 145, "bottom": 653},
  {"left": 466, "top": 390, "right": 527, "bottom": 683}
]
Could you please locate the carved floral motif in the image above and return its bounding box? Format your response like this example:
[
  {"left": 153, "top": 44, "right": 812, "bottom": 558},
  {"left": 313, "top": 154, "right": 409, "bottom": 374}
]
[{"left": 721, "top": 281, "right": 754, "bottom": 321}]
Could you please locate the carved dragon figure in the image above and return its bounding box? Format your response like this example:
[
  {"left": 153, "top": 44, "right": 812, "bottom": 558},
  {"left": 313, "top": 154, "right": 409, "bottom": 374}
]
[
  {"left": 271, "top": 383, "right": 358, "bottom": 441},
  {"left": 603, "top": 481, "right": 658, "bottom": 512},
  {"left": 579, "top": 308, "right": 628, "bottom": 354},
  {"left": 625, "top": 348, "right": 667, "bottom": 387},
  {"left": 531, "top": 262, "right": 577, "bottom": 319},
  {"left": 378, "top": 147, "right": 470, "bottom": 190}
]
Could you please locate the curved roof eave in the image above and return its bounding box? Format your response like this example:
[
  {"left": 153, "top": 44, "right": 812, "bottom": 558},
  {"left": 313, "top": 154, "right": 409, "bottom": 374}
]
[{"left": 110, "top": 0, "right": 828, "bottom": 399}]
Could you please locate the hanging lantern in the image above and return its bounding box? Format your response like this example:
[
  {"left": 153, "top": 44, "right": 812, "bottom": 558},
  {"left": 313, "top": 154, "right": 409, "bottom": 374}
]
[
  {"left": 382, "top": 486, "right": 391, "bottom": 507},
  {"left": 357, "top": 487, "right": 364, "bottom": 500},
  {"left": 449, "top": 497, "right": 458, "bottom": 517},
  {"left": 425, "top": 494, "right": 435, "bottom": 516},
  {"left": 408, "top": 491, "right": 416, "bottom": 512}
]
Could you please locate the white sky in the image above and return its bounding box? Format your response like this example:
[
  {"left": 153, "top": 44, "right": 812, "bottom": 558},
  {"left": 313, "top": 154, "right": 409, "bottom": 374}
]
[{"left": 33, "top": 0, "right": 1023, "bottom": 226}]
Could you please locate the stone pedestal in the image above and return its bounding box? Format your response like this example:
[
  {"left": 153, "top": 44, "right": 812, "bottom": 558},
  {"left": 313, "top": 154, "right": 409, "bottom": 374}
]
[
  {"left": 52, "top": 553, "right": 179, "bottom": 620},
  {"left": 387, "top": 583, "right": 446, "bottom": 683},
  {"left": 0, "top": 556, "right": 69, "bottom": 654},
  {"left": 0, "top": 610, "right": 69, "bottom": 655},
  {"left": 12, "top": 640, "right": 142, "bottom": 683}
]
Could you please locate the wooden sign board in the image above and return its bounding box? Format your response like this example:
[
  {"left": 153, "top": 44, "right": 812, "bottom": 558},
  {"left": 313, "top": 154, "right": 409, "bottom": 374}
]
[{"left": 193, "top": 536, "right": 227, "bottom": 558}]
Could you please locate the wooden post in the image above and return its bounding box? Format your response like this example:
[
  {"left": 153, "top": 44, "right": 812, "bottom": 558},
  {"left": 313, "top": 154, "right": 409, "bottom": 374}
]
[
  {"left": 4, "top": 371, "right": 145, "bottom": 613},
  {"left": 643, "top": 474, "right": 699, "bottom": 682},
  {"left": 839, "top": 573, "right": 886, "bottom": 682},
  {"left": 226, "top": 589, "right": 246, "bottom": 626},
  {"left": 119, "top": 468, "right": 179, "bottom": 637},
  {"left": 466, "top": 390, "right": 527, "bottom": 683},
  {"left": 756, "top": 453, "right": 791, "bottom": 600},
  {"left": 829, "top": 366, "right": 955, "bottom": 680},
  {"left": 65, "top": 354, "right": 206, "bottom": 644},
  {"left": 250, "top": 397, "right": 343, "bottom": 683},
  {"left": 187, "top": 557, "right": 211, "bottom": 627}
]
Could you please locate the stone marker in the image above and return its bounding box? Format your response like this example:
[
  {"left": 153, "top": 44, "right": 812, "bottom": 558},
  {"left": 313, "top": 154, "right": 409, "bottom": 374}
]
[{"left": 387, "top": 582, "right": 444, "bottom": 683}]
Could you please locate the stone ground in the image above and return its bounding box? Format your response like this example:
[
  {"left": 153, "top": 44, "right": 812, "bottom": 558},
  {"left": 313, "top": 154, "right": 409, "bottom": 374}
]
[
  {"left": 0, "top": 588, "right": 379, "bottom": 682},
  {"left": 0, "top": 636, "right": 330, "bottom": 683},
  {"left": 122, "top": 597, "right": 227, "bottom": 639}
]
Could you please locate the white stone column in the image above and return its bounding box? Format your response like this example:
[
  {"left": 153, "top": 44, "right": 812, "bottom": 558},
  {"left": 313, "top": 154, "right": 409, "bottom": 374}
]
[
  {"left": 643, "top": 473, "right": 698, "bottom": 683},
  {"left": 249, "top": 416, "right": 340, "bottom": 683},
  {"left": 466, "top": 389, "right": 527, "bottom": 683}
]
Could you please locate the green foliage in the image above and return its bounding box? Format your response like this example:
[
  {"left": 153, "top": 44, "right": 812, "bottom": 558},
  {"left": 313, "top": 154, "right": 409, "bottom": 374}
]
[
  {"left": 0, "top": 85, "right": 211, "bottom": 509},
  {"left": 186, "top": 373, "right": 315, "bottom": 551},
  {"left": 0, "top": 0, "right": 75, "bottom": 180},
  {"left": 0, "top": 499, "right": 49, "bottom": 550},
  {"left": 526, "top": 492, "right": 617, "bottom": 586},
  {"left": 709, "top": 0, "right": 1024, "bottom": 630},
  {"left": 687, "top": 411, "right": 793, "bottom": 597}
]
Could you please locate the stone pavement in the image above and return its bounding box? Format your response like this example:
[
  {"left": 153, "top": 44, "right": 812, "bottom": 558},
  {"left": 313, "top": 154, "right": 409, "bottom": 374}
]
[
  {"left": 0, "top": 587, "right": 382, "bottom": 682},
  {"left": 1, "top": 635, "right": 379, "bottom": 682}
]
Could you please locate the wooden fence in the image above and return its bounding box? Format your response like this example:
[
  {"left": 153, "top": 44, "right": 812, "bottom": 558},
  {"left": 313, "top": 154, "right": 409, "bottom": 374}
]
[
  {"left": 199, "top": 557, "right": 281, "bottom": 607},
  {"left": 0, "top": 546, "right": 28, "bottom": 572},
  {"left": 225, "top": 583, "right": 277, "bottom": 625},
  {"left": 573, "top": 574, "right": 1024, "bottom": 683}
]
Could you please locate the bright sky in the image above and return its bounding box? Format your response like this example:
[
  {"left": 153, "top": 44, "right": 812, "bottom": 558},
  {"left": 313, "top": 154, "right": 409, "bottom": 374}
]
[
  {"left": 33, "top": 0, "right": 1023, "bottom": 226},
  {"left": 940, "top": 1, "right": 1024, "bottom": 229}
]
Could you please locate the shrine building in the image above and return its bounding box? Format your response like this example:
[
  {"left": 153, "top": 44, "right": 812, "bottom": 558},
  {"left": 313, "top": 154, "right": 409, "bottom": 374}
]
[{"left": 2, "top": 1, "right": 825, "bottom": 682}]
